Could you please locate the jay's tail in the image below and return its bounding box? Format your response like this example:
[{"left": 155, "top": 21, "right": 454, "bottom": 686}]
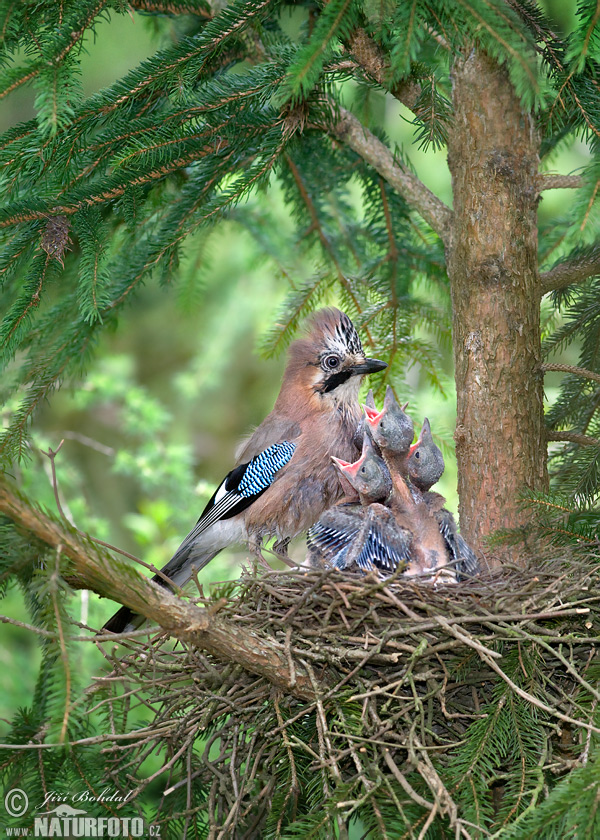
[
  {"left": 101, "top": 533, "right": 230, "bottom": 634},
  {"left": 102, "top": 603, "right": 144, "bottom": 635},
  {"left": 101, "top": 547, "right": 222, "bottom": 634}
]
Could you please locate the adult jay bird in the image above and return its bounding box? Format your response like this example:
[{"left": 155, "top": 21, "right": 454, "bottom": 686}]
[{"left": 103, "top": 308, "right": 386, "bottom": 633}]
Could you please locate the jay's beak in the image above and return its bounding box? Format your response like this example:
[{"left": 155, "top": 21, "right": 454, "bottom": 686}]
[
  {"left": 408, "top": 419, "right": 428, "bottom": 456},
  {"left": 331, "top": 454, "right": 363, "bottom": 479},
  {"left": 351, "top": 358, "right": 387, "bottom": 375},
  {"left": 363, "top": 404, "right": 384, "bottom": 428},
  {"left": 331, "top": 456, "right": 351, "bottom": 469}
]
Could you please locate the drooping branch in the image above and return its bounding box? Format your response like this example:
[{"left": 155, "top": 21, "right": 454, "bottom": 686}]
[
  {"left": 329, "top": 106, "right": 452, "bottom": 240},
  {"left": 541, "top": 247, "right": 600, "bottom": 293},
  {"left": 0, "top": 476, "right": 318, "bottom": 701},
  {"left": 0, "top": 0, "right": 111, "bottom": 101},
  {"left": 128, "top": 0, "right": 213, "bottom": 15}
]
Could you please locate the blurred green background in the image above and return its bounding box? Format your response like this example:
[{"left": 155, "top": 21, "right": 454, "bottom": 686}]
[{"left": 0, "top": 0, "right": 589, "bottom": 728}]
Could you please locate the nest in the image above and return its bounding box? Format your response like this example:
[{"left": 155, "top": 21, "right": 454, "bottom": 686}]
[{"left": 95, "top": 553, "right": 600, "bottom": 839}]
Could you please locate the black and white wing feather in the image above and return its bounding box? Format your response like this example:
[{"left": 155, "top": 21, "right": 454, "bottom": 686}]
[
  {"left": 436, "top": 508, "right": 480, "bottom": 580},
  {"left": 173, "top": 441, "right": 297, "bottom": 556},
  {"left": 308, "top": 503, "right": 411, "bottom": 577},
  {"left": 355, "top": 508, "right": 412, "bottom": 576},
  {"left": 162, "top": 440, "right": 297, "bottom": 578},
  {"left": 307, "top": 505, "right": 364, "bottom": 570}
]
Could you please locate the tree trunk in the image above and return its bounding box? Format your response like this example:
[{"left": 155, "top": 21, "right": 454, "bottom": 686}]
[{"left": 446, "top": 50, "right": 548, "bottom": 561}]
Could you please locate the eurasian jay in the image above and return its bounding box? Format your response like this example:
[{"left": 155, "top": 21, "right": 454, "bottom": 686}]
[{"left": 103, "top": 308, "right": 386, "bottom": 633}]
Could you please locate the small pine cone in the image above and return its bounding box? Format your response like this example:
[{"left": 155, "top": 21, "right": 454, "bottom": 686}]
[{"left": 41, "top": 215, "right": 71, "bottom": 264}]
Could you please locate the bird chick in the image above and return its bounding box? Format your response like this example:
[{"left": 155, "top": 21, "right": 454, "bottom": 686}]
[
  {"left": 331, "top": 433, "right": 392, "bottom": 505},
  {"left": 308, "top": 440, "right": 410, "bottom": 575},
  {"left": 338, "top": 401, "right": 447, "bottom": 578},
  {"left": 437, "top": 510, "right": 480, "bottom": 580},
  {"left": 310, "top": 405, "right": 479, "bottom": 584},
  {"left": 364, "top": 385, "right": 414, "bottom": 477},
  {"left": 352, "top": 387, "right": 377, "bottom": 450},
  {"left": 407, "top": 418, "right": 444, "bottom": 492},
  {"left": 365, "top": 388, "right": 376, "bottom": 411}
]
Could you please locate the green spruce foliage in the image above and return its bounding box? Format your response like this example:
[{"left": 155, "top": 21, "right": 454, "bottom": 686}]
[{"left": 1, "top": 0, "right": 600, "bottom": 837}]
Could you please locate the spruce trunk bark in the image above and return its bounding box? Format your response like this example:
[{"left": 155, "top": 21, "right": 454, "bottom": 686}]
[{"left": 446, "top": 50, "right": 548, "bottom": 562}]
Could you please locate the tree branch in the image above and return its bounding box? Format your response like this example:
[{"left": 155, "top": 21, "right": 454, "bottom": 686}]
[
  {"left": 345, "top": 29, "right": 421, "bottom": 112},
  {"left": 541, "top": 247, "right": 600, "bottom": 293},
  {"left": 542, "top": 363, "right": 600, "bottom": 385},
  {"left": 0, "top": 476, "right": 318, "bottom": 701},
  {"left": 128, "top": 0, "right": 213, "bottom": 15},
  {"left": 329, "top": 106, "right": 452, "bottom": 240},
  {"left": 546, "top": 430, "right": 600, "bottom": 447},
  {"left": 538, "top": 174, "right": 583, "bottom": 191}
]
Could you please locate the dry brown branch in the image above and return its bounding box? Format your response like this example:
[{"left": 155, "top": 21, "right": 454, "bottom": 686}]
[
  {"left": 128, "top": 0, "right": 213, "bottom": 15},
  {"left": 329, "top": 106, "right": 453, "bottom": 240},
  {"left": 546, "top": 430, "right": 600, "bottom": 447},
  {"left": 0, "top": 475, "right": 319, "bottom": 701},
  {"left": 542, "top": 362, "right": 600, "bottom": 384}
]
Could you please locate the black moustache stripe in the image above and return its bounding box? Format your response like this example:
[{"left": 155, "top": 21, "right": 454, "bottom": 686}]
[{"left": 318, "top": 369, "right": 354, "bottom": 394}]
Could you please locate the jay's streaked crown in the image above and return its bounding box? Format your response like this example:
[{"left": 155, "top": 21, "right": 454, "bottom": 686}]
[{"left": 285, "top": 308, "right": 386, "bottom": 398}]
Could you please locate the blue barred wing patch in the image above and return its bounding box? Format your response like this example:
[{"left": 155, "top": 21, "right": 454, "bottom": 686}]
[
  {"left": 174, "top": 440, "right": 296, "bottom": 554},
  {"left": 238, "top": 441, "right": 296, "bottom": 498}
]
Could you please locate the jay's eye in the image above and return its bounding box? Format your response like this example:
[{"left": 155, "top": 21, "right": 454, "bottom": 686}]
[{"left": 323, "top": 354, "right": 341, "bottom": 369}]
